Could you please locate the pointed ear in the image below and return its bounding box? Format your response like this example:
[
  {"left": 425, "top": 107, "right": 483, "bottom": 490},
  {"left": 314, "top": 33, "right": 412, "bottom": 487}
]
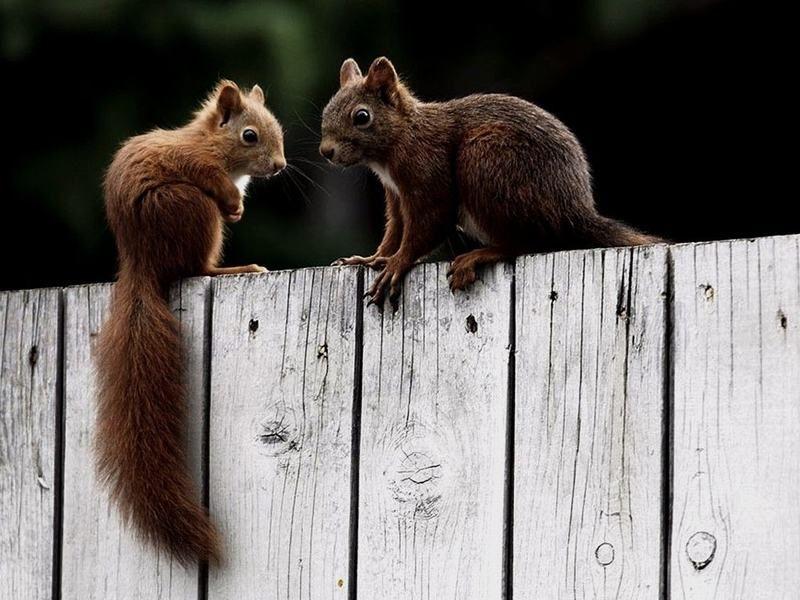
[
  {"left": 365, "top": 57, "right": 398, "bottom": 101},
  {"left": 216, "top": 81, "right": 243, "bottom": 126},
  {"left": 340, "top": 58, "right": 362, "bottom": 87},
  {"left": 250, "top": 84, "right": 265, "bottom": 104}
]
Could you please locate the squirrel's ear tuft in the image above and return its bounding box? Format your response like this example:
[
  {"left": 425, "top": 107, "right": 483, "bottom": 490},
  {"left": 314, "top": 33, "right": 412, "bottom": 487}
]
[
  {"left": 250, "top": 84, "right": 266, "bottom": 104},
  {"left": 340, "top": 58, "right": 362, "bottom": 87},
  {"left": 365, "top": 57, "right": 398, "bottom": 101},
  {"left": 216, "top": 81, "right": 243, "bottom": 126}
]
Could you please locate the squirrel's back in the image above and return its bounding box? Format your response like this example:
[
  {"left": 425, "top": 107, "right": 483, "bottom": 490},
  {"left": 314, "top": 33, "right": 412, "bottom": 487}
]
[{"left": 104, "top": 129, "right": 192, "bottom": 229}]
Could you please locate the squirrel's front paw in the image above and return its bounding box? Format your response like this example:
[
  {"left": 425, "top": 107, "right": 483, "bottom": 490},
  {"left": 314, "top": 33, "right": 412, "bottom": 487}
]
[
  {"left": 332, "top": 254, "right": 371, "bottom": 267},
  {"left": 331, "top": 255, "right": 386, "bottom": 270},
  {"left": 366, "top": 259, "right": 409, "bottom": 311},
  {"left": 222, "top": 202, "right": 244, "bottom": 223}
]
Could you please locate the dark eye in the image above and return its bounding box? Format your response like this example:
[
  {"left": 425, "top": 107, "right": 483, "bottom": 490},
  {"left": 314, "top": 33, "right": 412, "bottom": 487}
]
[
  {"left": 353, "top": 108, "right": 371, "bottom": 128},
  {"left": 242, "top": 128, "right": 258, "bottom": 144}
]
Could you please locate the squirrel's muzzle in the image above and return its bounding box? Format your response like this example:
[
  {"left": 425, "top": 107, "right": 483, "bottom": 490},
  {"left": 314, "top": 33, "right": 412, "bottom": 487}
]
[
  {"left": 272, "top": 156, "right": 287, "bottom": 174},
  {"left": 319, "top": 142, "right": 335, "bottom": 161}
]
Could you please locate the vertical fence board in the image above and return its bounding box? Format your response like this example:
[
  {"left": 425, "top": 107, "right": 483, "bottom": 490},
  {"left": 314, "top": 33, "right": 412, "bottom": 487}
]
[
  {"left": 61, "top": 279, "right": 209, "bottom": 599},
  {"left": 357, "top": 262, "right": 512, "bottom": 599},
  {"left": 671, "top": 236, "right": 800, "bottom": 598},
  {"left": 207, "top": 268, "right": 357, "bottom": 600},
  {"left": 514, "top": 246, "right": 667, "bottom": 598},
  {"left": 0, "top": 289, "right": 61, "bottom": 600},
  {"left": 7, "top": 233, "right": 800, "bottom": 599}
]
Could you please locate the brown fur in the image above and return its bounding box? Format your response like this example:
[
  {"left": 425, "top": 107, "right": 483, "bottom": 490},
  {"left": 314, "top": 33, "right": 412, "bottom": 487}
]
[
  {"left": 97, "top": 81, "right": 285, "bottom": 564},
  {"left": 321, "top": 57, "right": 663, "bottom": 305}
]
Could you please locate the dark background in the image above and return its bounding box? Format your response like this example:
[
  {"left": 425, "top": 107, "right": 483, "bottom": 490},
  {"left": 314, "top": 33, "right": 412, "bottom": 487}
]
[{"left": 0, "top": 0, "right": 791, "bottom": 291}]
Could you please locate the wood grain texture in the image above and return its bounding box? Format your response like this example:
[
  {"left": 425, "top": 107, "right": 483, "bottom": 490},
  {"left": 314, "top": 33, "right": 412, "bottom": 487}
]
[
  {"left": 61, "top": 279, "right": 210, "bottom": 599},
  {"left": 0, "top": 288, "right": 61, "bottom": 600},
  {"left": 671, "top": 236, "right": 800, "bottom": 599},
  {"left": 357, "top": 262, "right": 512, "bottom": 600},
  {"left": 207, "top": 268, "right": 357, "bottom": 600},
  {"left": 514, "top": 246, "right": 667, "bottom": 599}
]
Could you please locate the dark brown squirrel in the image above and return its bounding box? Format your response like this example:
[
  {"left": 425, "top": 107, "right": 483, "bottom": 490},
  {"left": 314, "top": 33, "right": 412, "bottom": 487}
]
[
  {"left": 320, "top": 57, "right": 662, "bottom": 306},
  {"left": 97, "top": 80, "right": 285, "bottom": 564}
]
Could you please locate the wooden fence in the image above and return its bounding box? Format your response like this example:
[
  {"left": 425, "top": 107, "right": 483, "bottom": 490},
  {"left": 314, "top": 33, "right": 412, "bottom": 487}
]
[{"left": 1, "top": 234, "right": 798, "bottom": 599}]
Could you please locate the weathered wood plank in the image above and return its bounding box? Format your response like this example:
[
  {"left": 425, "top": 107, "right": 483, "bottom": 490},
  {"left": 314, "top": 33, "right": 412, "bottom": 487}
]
[
  {"left": 61, "top": 279, "right": 210, "bottom": 599},
  {"left": 357, "top": 262, "right": 512, "bottom": 599},
  {"left": 208, "top": 267, "right": 357, "bottom": 600},
  {"left": 514, "top": 246, "right": 667, "bottom": 598},
  {"left": 0, "top": 288, "right": 61, "bottom": 600},
  {"left": 671, "top": 236, "right": 800, "bottom": 598}
]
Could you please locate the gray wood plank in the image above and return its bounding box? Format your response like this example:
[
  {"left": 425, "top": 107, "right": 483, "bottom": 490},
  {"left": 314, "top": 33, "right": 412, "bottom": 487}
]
[
  {"left": 207, "top": 267, "right": 357, "bottom": 600},
  {"left": 61, "top": 279, "right": 209, "bottom": 599},
  {"left": 0, "top": 288, "right": 61, "bottom": 600},
  {"left": 357, "top": 262, "right": 512, "bottom": 599},
  {"left": 514, "top": 246, "right": 667, "bottom": 598},
  {"left": 671, "top": 235, "right": 800, "bottom": 599}
]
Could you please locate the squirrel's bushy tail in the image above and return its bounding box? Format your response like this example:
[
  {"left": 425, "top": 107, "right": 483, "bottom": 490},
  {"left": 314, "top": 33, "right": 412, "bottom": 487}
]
[
  {"left": 569, "top": 212, "right": 664, "bottom": 249},
  {"left": 95, "top": 273, "right": 220, "bottom": 565}
]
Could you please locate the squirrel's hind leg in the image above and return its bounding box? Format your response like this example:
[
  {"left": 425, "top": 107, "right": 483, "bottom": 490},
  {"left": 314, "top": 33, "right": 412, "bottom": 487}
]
[{"left": 447, "top": 246, "right": 512, "bottom": 292}]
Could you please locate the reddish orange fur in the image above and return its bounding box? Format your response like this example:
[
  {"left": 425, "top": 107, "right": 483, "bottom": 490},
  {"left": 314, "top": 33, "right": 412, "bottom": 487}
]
[{"left": 97, "top": 81, "right": 285, "bottom": 564}]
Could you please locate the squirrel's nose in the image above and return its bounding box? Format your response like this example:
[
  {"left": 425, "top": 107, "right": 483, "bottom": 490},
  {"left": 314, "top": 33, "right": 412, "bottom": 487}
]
[
  {"left": 273, "top": 156, "right": 286, "bottom": 173},
  {"left": 319, "top": 143, "right": 335, "bottom": 161}
]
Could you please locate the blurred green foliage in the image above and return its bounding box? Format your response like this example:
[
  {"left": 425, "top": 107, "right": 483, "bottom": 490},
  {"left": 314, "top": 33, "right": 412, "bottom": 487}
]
[
  {"left": 1, "top": 0, "right": 783, "bottom": 290},
  {"left": 1, "top": 1, "right": 399, "bottom": 286}
]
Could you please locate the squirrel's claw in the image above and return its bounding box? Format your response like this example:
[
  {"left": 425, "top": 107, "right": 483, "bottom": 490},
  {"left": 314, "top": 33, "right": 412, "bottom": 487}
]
[
  {"left": 367, "top": 270, "right": 389, "bottom": 307},
  {"left": 389, "top": 287, "right": 401, "bottom": 313},
  {"left": 366, "top": 260, "right": 407, "bottom": 311}
]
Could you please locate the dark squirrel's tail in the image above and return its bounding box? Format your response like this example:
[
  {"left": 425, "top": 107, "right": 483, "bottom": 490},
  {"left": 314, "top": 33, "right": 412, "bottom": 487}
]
[
  {"left": 95, "top": 272, "right": 221, "bottom": 565},
  {"left": 569, "top": 211, "right": 665, "bottom": 249}
]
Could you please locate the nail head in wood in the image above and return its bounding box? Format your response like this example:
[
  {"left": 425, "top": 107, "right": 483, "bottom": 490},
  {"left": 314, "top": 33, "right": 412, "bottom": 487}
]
[
  {"left": 595, "top": 542, "right": 615, "bottom": 566},
  {"left": 686, "top": 531, "right": 716, "bottom": 570}
]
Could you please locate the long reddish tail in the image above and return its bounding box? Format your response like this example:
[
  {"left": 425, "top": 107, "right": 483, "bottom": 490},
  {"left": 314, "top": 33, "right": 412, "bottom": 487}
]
[{"left": 95, "top": 273, "right": 220, "bottom": 564}]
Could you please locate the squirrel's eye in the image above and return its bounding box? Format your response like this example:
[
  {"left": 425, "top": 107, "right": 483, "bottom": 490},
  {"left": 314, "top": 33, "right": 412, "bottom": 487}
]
[
  {"left": 353, "top": 108, "right": 372, "bottom": 128},
  {"left": 242, "top": 128, "right": 258, "bottom": 144}
]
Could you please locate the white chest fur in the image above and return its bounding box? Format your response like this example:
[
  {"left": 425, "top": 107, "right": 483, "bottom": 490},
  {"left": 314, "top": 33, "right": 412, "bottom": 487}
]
[
  {"left": 234, "top": 175, "right": 252, "bottom": 196},
  {"left": 369, "top": 163, "right": 401, "bottom": 197},
  {"left": 457, "top": 207, "right": 491, "bottom": 245}
]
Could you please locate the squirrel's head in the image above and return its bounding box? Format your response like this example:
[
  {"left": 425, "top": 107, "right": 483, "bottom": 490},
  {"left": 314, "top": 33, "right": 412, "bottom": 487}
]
[
  {"left": 319, "top": 57, "right": 415, "bottom": 166},
  {"left": 200, "top": 80, "right": 286, "bottom": 178}
]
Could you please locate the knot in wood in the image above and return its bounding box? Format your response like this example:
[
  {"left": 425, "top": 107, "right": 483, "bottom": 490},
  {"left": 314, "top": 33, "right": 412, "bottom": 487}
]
[
  {"left": 28, "top": 345, "right": 38, "bottom": 368},
  {"left": 686, "top": 531, "right": 716, "bottom": 570},
  {"left": 465, "top": 314, "right": 478, "bottom": 334},
  {"left": 248, "top": 318, "right": 259, "bottom": 335},
  {"left": 390, "top": 450, "right": 443, "bottom": 520},
  {"left": 257, "top": 418, "right": 298, "bottom": 457},
  {"left": 595, "top": 542, "right": 614, "bottom": 566}
]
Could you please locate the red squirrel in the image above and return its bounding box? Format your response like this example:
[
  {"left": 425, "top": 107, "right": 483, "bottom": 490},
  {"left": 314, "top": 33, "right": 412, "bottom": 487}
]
[
  {"left": 320, "top": 57, "right": 661, "bottom": 306},
  {"left": 97, "top": 80, "right": 285, "bottom": 564}
]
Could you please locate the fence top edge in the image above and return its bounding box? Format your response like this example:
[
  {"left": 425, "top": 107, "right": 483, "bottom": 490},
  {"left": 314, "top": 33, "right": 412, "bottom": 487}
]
[{"left": 2, "top": 233, "right": 798, "bottom": 295}]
